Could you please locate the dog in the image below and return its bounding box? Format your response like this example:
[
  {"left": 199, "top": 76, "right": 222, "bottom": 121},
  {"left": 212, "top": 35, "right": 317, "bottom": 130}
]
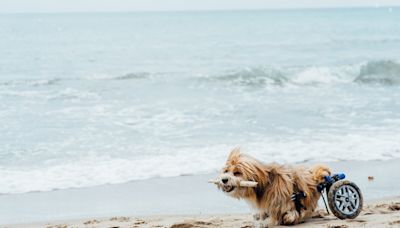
[{"left": 217, "top": 148, "right": 331, "bottom": 226}]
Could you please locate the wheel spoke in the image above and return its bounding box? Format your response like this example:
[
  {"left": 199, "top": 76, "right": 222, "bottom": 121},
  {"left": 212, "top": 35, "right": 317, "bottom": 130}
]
[
  {"left": 336, "top": 194, "right": 345, "bottom": 199},
  {"left": 348, "top": 205, "right": 353, "bottom": 211},
  {"left": 336, "top": 200, "right": 343, "bottom": 208},
  {"left": 349, "top": 202, "right": 356, "bottom": 211}
]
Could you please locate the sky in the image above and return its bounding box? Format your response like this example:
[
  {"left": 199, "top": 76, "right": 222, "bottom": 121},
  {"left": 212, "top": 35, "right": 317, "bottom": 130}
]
[{"left": 0, "top": 0, "right": 399, "bottom": 13}]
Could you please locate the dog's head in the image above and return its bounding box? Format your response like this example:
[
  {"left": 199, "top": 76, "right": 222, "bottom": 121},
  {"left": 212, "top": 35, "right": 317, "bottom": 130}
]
[{"left": 217, "top": 148, "right": 268, "bottom": 199}]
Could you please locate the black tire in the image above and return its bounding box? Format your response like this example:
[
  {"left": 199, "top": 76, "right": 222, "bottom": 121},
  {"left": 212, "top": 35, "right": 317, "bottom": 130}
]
[{"left": 327, "top": 180, "right": 363, "bottom": 219}]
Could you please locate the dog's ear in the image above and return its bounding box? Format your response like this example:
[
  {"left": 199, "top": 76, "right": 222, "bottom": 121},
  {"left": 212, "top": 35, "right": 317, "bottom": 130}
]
[{"left": 228, "top": 147, "right": 241, "bottom": 159}]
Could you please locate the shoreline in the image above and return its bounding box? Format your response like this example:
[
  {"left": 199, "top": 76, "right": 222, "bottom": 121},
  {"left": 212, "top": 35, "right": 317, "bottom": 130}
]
[
  {"left": 1, "top": 159, "right": 400, "bottom": 226},
  {"left": 7, "top": 196, "right": 400, "bottom": 228}
]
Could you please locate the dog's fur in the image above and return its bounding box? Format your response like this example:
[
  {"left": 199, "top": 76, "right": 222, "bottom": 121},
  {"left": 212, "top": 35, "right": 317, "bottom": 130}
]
[{"left": 217, "top": 148, "right": 331, "bottom": 226}]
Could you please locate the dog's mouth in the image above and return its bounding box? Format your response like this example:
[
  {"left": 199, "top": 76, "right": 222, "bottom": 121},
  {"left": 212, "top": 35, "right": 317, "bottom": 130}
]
[{"left": 222, "top": 185, "right": 235, "bottom": 193}]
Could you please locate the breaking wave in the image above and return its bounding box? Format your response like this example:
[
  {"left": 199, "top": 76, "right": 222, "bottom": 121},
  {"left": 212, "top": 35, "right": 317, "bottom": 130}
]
[
  {"left": 206, "top": 60, "right": 400, "bottom": 87},
  {"left": 86, "top": 72, "right": 151, "bottom": 80},
  {"left": 212, "top": 67, "right": 289, "bottom": 86},
  {"left": 354, "top": 60, "right": 400, "bottom": 85},
  {"left": 1, "top": 60, "right": 399, "bottom": 89}
]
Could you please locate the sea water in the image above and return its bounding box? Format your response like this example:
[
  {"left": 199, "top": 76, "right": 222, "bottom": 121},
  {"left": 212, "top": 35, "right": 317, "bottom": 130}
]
[{"left": 1, "top": 8, "right": 400, "bottom": 194}]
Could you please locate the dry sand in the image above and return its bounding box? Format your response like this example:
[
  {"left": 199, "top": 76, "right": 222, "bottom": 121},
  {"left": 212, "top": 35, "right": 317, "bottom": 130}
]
[{"left": 9, "top": 196, "right": 400, "bottom": 228}]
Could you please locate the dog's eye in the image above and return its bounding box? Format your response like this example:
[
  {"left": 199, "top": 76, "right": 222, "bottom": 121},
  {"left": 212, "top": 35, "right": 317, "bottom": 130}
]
[{"left": 233, "top": 171, "right": 242, "bottom": 176}]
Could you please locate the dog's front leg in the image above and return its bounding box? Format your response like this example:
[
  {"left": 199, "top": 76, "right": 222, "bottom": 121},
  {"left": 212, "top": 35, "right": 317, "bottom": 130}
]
[{"left": 252, "top": 211, "right": 269, "bottom": 228}]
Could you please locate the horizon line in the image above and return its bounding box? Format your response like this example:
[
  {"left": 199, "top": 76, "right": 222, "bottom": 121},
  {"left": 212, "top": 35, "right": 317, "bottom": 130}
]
[{"left": 0, "top": 5, "right": 398, "bottom": 15}]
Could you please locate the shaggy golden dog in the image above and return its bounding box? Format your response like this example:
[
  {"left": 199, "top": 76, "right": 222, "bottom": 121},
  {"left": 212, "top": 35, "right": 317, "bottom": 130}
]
[{"left": 217, "top": 148, "right": 331, "bottom": 226}]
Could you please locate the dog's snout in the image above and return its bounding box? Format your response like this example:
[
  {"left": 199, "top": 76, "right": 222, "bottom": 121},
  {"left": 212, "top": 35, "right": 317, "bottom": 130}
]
[{"left": 222, "top": 178, "right": 228, "bottom": 184}]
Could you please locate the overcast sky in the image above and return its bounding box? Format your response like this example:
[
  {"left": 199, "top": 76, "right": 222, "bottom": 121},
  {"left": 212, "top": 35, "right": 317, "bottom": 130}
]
[{"left": 1, "top": 0, "right": 399, "bottom": 13}]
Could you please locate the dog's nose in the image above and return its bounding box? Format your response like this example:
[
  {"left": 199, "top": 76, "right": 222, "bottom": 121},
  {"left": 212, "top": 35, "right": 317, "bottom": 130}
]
[{"left": 222, "top": 178, "right": 228, "bottom": 184}]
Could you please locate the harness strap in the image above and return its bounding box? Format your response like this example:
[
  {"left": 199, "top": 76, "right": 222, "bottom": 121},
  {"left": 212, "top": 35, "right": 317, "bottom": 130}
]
[{"left": 291, "top": 191, "right": 307, "bottom": 213}]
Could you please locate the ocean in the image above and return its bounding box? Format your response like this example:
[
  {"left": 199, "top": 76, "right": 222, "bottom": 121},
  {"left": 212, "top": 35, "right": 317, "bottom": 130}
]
[{"left": 0, "top": 8, "right": 400, "bottom": 194}]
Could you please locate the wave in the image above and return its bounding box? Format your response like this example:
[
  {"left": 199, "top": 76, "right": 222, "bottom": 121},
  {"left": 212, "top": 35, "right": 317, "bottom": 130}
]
[
  {"left": 206, "top": 60, "right": 400, "bottom": 87},
  {"left": 0, "top": 72, "right": 151, "bottom": 88},
  {"left": 1, "top": 60, "right": 400, "bottom": 89},
  {"left": 213, "top": 67, "right": 289, "bottom": 86},
  {"left": 86, "top": 72, "right": 151, "bottom": 80},
  {"left": 1, "top": 131, "right": 400, "bottom": 194},
  {"left": 0, "top": 78, "right": 61, "bottom": 87},
  {"left": 113, "top": 72, "right": 150, "bottom": 80},
  {"left": 354, "top": 60, "right": 400, "bottom": 85}
]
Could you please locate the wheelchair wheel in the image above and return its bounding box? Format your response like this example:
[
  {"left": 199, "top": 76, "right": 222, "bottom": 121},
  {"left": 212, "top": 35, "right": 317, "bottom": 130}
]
[{"left": 327, "top": 180, "right": 363, "bottom": 219}]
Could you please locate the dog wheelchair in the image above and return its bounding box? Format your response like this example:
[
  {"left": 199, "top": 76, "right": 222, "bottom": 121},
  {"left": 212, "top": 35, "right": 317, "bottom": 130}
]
[{"left": 292, "top": 173, "right": 363, "bottom": 219}]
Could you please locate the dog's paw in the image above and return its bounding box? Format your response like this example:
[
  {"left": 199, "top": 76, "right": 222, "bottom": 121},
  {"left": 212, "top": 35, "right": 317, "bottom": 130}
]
[
  {"left": 253, "top": 213, "right": 261, "bottom": 221},
  {"left": 253, "top": 212, "right": 269, "bottom": 221},
  {"left": 282, "top": 210, "right": 300, "bottom": 225}
]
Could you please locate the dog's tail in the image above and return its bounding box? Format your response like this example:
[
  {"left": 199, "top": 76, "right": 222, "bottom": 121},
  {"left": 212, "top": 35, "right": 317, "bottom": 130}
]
[{"left": 310, "top": 165, "right": 331, "bottom": 184}]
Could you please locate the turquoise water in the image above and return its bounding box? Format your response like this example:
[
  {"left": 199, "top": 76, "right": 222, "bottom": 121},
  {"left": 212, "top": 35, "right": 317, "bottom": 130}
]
[{"left": 1, "top": 8, "right": 400, "bottom": 194}]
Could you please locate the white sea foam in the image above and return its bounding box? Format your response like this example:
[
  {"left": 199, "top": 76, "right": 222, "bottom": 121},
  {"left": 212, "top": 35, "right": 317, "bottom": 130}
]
[
  {"left": 291, "top": 66, "right": 355, "bottom": 85},
  {"left": 0, "top": 131, "right": 399, "bottom": 194},
  {"left": 0, "top": 88, "right": 99, "bottom": 100}
]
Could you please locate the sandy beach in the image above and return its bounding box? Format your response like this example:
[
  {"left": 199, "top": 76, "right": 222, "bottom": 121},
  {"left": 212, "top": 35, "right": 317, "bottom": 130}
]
[
  {"left": 2, "top": 159, "right": 400, "bottom": 228},
  {"left": 9, "top": 197, "right": 400, "bottom": 228}
]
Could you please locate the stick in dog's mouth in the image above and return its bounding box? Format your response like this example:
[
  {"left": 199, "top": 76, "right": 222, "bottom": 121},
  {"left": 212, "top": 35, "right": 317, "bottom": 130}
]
[{"left": 208, "top": 179, "right": 258, "bottom": 187}]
